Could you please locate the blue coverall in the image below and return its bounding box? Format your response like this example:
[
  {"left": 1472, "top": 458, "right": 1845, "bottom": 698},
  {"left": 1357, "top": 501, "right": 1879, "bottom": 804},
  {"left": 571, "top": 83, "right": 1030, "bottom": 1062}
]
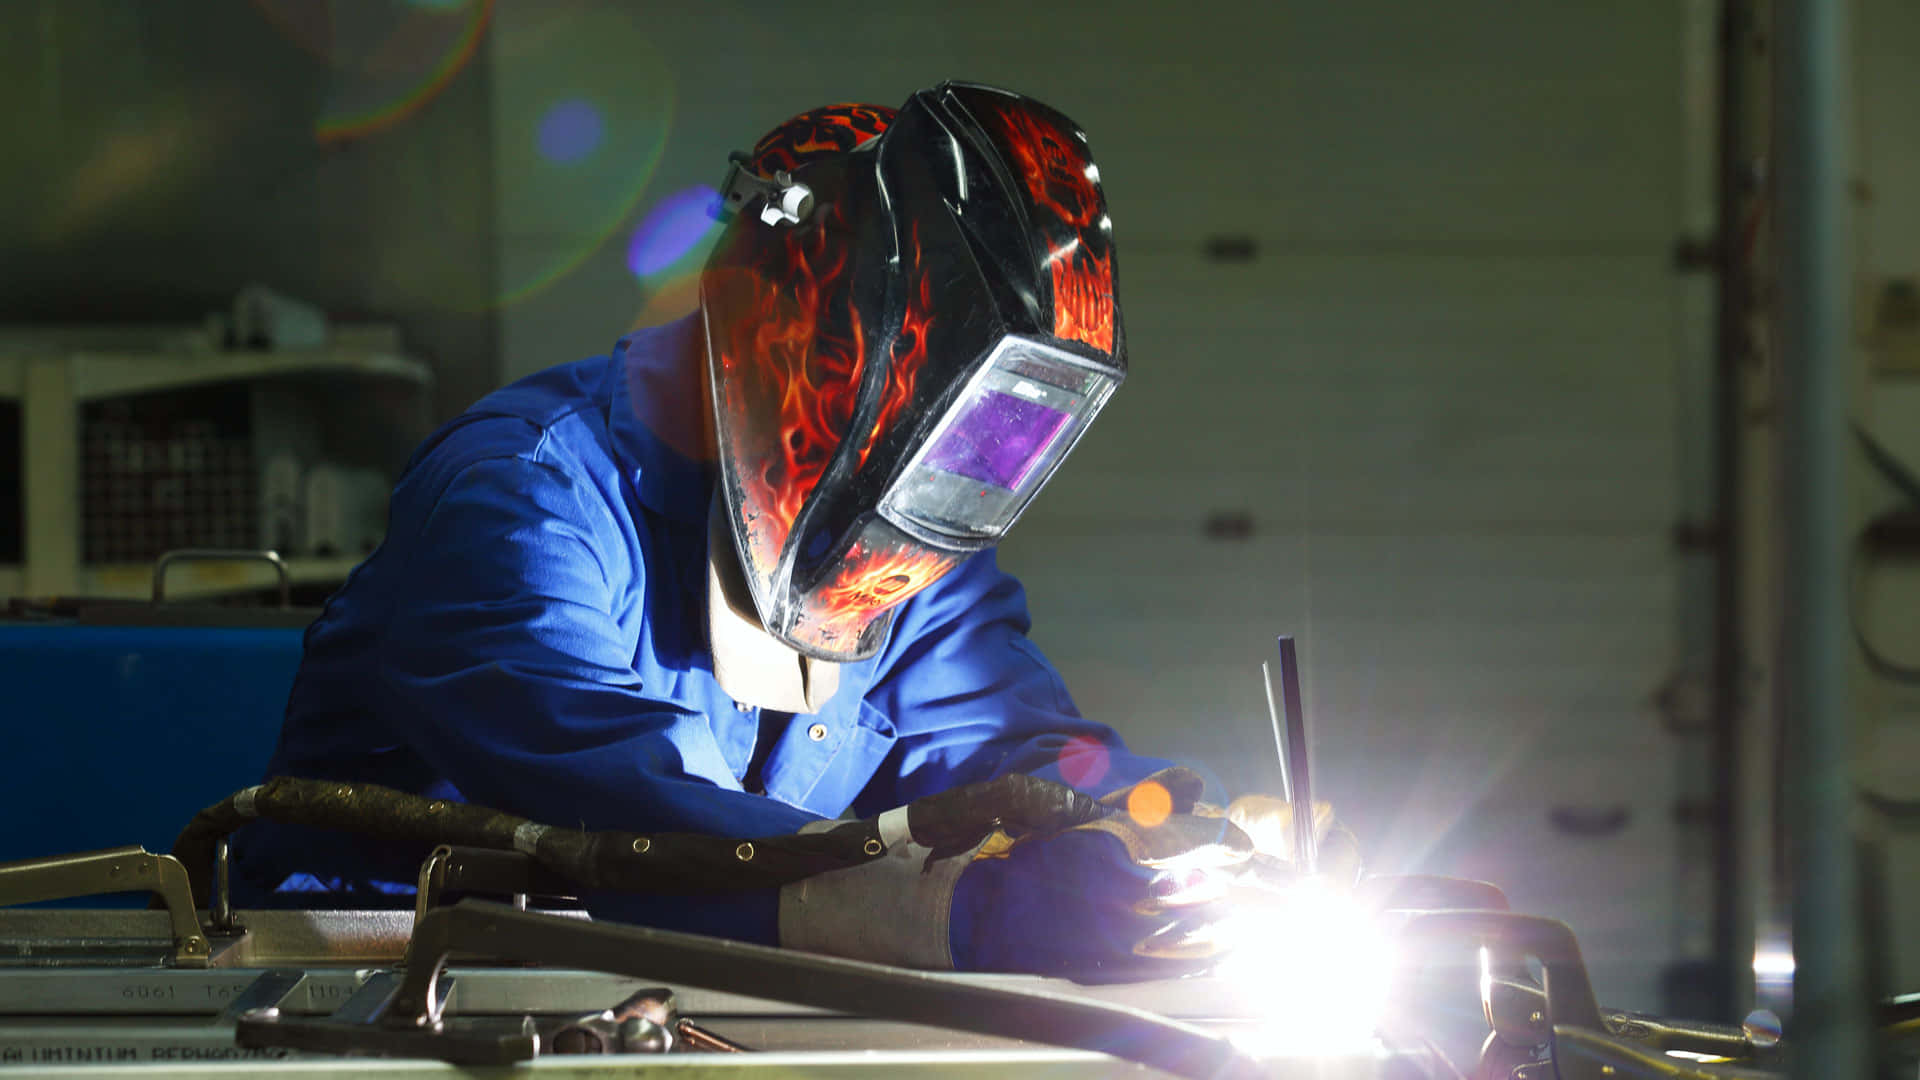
[{"left": 232, "top": 313, "right": 1169, "bottom": 945}]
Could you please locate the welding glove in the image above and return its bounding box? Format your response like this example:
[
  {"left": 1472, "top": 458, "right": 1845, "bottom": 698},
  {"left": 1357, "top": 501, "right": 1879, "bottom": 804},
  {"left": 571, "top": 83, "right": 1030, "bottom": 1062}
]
[
  {"left": 949, "top": 768, "right": 1257, "bottom": 977},
  {"left": 779, "top": 767, "right": 1254, "bottom": 975},
  {"left": 1226, "top": 794, "right": 1364, "bottom": 888}
]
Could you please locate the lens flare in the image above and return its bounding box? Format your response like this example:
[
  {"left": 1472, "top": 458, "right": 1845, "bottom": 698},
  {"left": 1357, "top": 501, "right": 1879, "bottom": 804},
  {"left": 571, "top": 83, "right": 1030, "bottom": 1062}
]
[
  {"left": 1127, "top": 780, "right": 1173, "bottom": 828},
  {"left": 247, "top": 0, "right": 496, "bottom": 145},
  {"left": 537, "top": 99, "right": 605, "bottom": 163},
  {"left": 490, "top": 7, "right": 674, "bottom": 308},
  {"left": 627, "top": 186, "right": 720, "bottom": 278},
  {"left": 1057, "top": 735, "right": 1111, "bottom": 789}
]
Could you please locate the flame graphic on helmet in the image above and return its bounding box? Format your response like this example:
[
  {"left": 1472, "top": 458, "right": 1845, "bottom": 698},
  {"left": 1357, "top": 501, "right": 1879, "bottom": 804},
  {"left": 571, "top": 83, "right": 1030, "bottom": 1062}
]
[
  {"left": 715, "top": 204, "right": 868, "bottom": 572},
  {"left": 793, "top": 534, "right": 962, "bottom": 650},
  {"left": 1049, "top": 243, "right": 1114, "bottom": 358},
  {"left": 861, "top": 233, "right": 936, "bottom": 460},
  {"left": 750, "top": 103, "right": 895, "bottom": 176},
  {"left": 717, "top": 213, "right": 940, "bottom": 579},
  {"left": 987, "top": 104, "right": 1115, "bottom": 355}
]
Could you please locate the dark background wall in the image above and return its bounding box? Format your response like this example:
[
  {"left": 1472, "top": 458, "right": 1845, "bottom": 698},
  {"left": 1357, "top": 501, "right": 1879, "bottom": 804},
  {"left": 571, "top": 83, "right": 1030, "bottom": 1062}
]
[{"left": 0, "top": 0, "right": 500, "bottom": 419}]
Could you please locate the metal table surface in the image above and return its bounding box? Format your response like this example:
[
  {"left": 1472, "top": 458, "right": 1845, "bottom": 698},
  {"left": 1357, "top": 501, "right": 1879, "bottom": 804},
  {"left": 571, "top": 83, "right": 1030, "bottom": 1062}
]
[{"left": 0, "top": 909, "right": 1433, "bottom": 1078}]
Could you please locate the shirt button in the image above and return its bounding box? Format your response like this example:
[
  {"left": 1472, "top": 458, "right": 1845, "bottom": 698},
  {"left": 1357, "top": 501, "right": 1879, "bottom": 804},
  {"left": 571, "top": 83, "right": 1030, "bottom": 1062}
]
[
  {"left": 734, "top": 701, "right": 753, "bottom": 713},
  {"left": 807, "top": 723, "right": 828, "bottom": 742}
]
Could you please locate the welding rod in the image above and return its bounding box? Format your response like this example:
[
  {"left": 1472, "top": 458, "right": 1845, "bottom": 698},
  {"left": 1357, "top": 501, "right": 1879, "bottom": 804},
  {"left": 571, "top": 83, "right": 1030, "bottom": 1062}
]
[{"left": 1265, "top": 635, "right": 1316, "bottom": 873}]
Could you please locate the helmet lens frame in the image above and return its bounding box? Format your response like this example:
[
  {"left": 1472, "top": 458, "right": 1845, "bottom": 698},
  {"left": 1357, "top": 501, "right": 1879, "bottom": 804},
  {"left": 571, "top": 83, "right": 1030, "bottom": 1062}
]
[{"left": 879, "top": 335, "right": 1117, "bottom": 544}]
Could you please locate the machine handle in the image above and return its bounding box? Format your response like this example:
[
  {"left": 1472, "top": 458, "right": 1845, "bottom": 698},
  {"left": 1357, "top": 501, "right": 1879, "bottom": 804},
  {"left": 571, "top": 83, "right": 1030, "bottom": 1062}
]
[{"left": 152, "top": 548, "right": 291, "bottom": 607}]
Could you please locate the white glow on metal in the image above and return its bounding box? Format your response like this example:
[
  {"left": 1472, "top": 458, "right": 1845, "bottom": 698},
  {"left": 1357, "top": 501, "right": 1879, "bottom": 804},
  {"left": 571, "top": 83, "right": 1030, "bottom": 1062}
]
[
  {"left": 1752, "top": 946, "right": 1796, "bottom": 978},
  {"left": 1045, "top": 238, "right": 1080, "bottom": 267},
  {"left": 951, "top": 136, "right": 968, "bottom": 200},
  {"left": 1217, "top": 880, "right": 1392, "bottom": 1057},
  {"left": 1083, "top": 163, "right": 1101, "bottom": 184}
]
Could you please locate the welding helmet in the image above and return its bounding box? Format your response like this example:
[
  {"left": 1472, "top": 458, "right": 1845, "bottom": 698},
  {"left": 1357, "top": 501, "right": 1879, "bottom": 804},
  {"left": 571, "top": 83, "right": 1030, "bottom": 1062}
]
[{"left": 700, "top": 82, "right": 1125, "bottom": 662}]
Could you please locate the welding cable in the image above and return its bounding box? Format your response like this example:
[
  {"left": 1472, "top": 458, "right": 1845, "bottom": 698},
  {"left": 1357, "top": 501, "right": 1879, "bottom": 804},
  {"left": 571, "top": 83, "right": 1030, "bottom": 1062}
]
[{"left": 170, "top": 774, "right": 1112, "bottom": 909}]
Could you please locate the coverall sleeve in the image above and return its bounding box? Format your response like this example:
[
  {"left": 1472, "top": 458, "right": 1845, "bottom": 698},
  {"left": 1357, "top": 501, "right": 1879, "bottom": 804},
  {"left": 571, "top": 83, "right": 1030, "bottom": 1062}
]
[
  {"left": 372, "top": 449, "right": 817, "bottom": 940},
  {"left": 851, "top": 548, "right": 1174, "bottom": 816}
]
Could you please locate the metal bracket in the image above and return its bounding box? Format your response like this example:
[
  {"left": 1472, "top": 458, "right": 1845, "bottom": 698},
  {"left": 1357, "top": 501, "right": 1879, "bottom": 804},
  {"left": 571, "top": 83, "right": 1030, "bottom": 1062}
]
[
  {"left": 239, "top": 899, "right": 1260, "bottom": 1078},
  {"left": 715, "top": 153, "right": 813, "bottom": 227},
  {"left": 408, "top": 844, "right": 582, "bottom": 963},
  {"left": 0, "top": 846, "right": 214, "bottom": 968}
]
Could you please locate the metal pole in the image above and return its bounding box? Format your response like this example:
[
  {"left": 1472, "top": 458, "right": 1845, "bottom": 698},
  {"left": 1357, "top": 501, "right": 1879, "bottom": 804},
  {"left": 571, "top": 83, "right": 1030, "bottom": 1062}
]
[
  {"left": 1775, "top": 0, "right": 1867, "bottom": 1075},
  {"left": 1708, "top": 0, "right": 1752, "bottom": 1024}
]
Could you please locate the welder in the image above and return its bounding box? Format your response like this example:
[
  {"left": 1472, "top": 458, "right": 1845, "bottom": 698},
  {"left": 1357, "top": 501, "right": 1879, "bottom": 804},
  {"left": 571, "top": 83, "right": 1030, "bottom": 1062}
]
[{"left": 232, "top": 81, "right": 1354, "bottom": 976}]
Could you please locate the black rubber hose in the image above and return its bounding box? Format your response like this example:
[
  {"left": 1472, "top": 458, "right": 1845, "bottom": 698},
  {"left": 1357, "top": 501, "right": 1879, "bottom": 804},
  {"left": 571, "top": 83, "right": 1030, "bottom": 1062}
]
[
  {"left": 172, "top": 772, "right": 1117, "bottom": 908},
  {"left": 170, "top": 777, "right": 886, "bottom": 907},
  {"left": 904, "top": 772, "right": 1111, "bottom": 853}
]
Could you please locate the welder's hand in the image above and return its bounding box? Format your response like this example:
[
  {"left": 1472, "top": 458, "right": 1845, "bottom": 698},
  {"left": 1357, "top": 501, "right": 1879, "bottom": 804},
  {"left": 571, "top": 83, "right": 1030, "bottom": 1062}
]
[
  {"left": 1225, "top": 795, "right": 1364, "bottom": 887},
  {"left": 947, "top": 827, "right": 1238, "bottom": 977},
  {"left": 947, "top": 768, "right": 1255, "bottom": 977}
]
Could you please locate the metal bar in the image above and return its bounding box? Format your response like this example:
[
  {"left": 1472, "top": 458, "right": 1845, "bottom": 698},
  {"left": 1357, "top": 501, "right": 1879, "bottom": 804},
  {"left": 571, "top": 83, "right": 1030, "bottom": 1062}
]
[
  {"left": 1261, "top": 661, "right": 1293, "bottom": 804},
  {"left": 1275, "top": 635, "right": 1317, "bottom": 871},
  {"left": 366, "top": 901, "right": 1260, "bottom": 1080},
  {"left": 207, "top": 839, "right": 236, "bottom": 936},
  {"left": 1550, "top": 1025, "right": 1783, "bottom": 1080},
  {"left": 1774, "top": 0, "right": 1869, "bottom": 1076},
  {"left": 326, "top": 970, "right": 405, "bottom": 1025},
  {"left": 1708, "top": 0, "right": 1755, "bottom": 1024}
]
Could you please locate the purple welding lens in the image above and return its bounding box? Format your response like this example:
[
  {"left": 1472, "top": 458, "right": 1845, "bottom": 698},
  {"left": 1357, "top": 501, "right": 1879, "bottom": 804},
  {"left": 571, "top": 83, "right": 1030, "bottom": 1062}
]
[{"left": 923, "top": 390, "right": 1074, "bottom": 491}]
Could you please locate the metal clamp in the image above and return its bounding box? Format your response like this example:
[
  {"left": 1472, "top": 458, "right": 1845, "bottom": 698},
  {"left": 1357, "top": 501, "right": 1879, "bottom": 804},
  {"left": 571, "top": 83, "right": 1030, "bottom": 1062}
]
[
  {"left": 152, "top": 548, "right": 290, "bottom": 607},
  {"left": 547, "top": 987, "right": 748, "bottom": 1055},
  {"left": 0, "top": 846, "right": 214, "bottom": 968},
  {"left": 1399, "top": 910, "right": 1788, "bottom": 1080}
]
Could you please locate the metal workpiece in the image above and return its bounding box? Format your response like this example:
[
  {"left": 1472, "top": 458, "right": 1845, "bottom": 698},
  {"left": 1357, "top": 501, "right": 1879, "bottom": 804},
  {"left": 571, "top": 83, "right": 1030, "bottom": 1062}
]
[
  {"left": 239, "top": 899, "right": 1263, "bottom": 1079},
  {"left": 0, "top": 847, "right": 212, "bottom": 968}
]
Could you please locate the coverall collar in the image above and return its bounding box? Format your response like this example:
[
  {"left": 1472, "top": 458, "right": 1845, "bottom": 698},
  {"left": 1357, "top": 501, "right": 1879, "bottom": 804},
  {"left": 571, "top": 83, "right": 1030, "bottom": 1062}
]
[{"left": 609, "top": 313, "right": 716, "bottom": 524}]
